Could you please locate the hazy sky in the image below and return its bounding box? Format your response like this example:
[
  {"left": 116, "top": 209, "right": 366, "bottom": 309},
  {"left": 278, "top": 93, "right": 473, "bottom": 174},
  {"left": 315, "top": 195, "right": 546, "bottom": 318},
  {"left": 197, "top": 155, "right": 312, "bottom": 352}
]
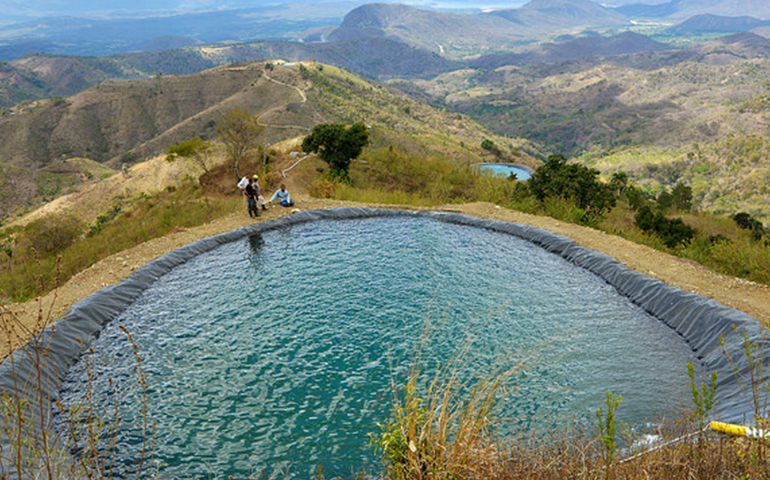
[{"left": 0, "top": 0, "right": 531, "bottom": 18}]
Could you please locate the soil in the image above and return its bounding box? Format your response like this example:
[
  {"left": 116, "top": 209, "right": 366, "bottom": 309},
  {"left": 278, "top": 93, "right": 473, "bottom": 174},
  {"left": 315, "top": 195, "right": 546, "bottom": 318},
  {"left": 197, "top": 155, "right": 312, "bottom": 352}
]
[{"left": 3, "top": 192, "right": 770, "bottom": 360}]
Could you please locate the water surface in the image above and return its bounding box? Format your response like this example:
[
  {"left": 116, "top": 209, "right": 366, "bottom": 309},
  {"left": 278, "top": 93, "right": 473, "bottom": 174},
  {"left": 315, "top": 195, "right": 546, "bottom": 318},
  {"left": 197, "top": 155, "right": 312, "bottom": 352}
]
[
  {"left": 59, "top": 216, "right": 702, "bottom": 478},
  {"left": 477, "top": 163, "right": 533, "bottom": 180}
]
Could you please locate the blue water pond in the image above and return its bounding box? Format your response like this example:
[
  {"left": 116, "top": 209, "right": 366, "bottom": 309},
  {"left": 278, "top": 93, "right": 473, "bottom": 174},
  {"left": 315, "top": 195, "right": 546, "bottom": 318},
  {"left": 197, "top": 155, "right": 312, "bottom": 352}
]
[
  {"left": 59, "top": 216, "right": 702, "bottom": 478},
  {"left": 477, "top": 163, "right": 533, "bottom": 180}
]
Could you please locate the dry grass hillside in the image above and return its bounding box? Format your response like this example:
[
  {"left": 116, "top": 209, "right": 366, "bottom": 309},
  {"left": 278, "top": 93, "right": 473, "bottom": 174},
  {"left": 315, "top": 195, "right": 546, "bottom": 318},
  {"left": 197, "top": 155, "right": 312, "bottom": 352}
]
[
  {"left": 404, "top": 34, "right": 770, "bottom": 222},
  {"left": 0, "top": 60, "right": 532, "bottom": 221}
]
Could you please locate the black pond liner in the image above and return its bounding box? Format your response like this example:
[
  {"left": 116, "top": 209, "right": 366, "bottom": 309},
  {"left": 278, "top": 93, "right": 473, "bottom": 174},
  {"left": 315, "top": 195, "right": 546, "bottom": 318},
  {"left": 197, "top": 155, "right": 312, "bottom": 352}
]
[{"left": 0, "top": 207, "right": 766, "bottom": 468}]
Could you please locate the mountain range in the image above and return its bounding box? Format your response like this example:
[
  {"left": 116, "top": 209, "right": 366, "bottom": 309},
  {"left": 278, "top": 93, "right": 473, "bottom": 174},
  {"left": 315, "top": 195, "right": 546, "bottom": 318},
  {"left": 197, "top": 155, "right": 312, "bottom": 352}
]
[
  {"left": 615, "top": 0, "right": 770, "bottom": 20},
  {"left": 4, "top": 0, "right": 770, "bottom": 62},
  {"left": 398, "top": 31, "right": 770, "bottom": 220},
  {"left": 323, "top": 0, "right": 629, "bottom": 58}
]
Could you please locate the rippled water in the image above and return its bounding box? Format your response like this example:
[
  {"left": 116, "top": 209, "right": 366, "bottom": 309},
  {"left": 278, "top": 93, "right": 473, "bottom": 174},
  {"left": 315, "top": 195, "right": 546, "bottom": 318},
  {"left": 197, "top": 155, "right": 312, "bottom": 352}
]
[{"left": 59, "top": 216, "right": 703, "bottom": 478}]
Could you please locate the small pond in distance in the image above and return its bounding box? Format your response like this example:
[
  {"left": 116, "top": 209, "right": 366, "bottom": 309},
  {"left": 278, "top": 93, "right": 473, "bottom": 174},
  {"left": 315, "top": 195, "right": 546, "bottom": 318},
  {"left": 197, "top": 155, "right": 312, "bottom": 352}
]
[
  {"left": 476, "top": 163, "right": 533, "bottom": 180},
  {"left": 59, "top": 216, "right": 703, "bottom": 478}
]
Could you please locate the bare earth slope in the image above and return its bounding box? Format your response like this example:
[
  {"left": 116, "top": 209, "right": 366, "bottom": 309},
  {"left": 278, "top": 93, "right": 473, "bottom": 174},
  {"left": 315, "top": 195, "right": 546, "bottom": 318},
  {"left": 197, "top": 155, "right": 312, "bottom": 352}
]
[{"left": 3, "top": 196, "right": 769, "bottom": 360}]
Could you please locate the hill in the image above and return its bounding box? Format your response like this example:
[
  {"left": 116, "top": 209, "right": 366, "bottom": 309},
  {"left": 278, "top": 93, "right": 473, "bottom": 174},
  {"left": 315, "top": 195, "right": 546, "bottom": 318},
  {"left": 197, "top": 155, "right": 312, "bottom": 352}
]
[
  {"left": 490, "top": 0, "right": 628, "bottom": 31},
  {"left": 0, "top": 37, "right": 459, "bottom": 110},
  {"left": 0, "top": 60, "right": 531, "bottom": 219},
  {"left": 615, "top": 0, "right": 770, "bottom": 20},
  {"left": 668, "top": 14, "right": 770, "bottom": 35},
  {"left": 400, "top": 32, "right": 770, "bottom": 221},
  {"left": 327, "top": 0, "right": 629, "bottom": 59},
  {"left": 469, "top": 31, "right": 672, "bottom": 69}
]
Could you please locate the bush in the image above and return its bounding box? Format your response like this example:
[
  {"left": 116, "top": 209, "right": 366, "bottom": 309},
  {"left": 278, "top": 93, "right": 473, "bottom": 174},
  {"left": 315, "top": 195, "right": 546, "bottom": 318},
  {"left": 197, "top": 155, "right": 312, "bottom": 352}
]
[
  {"left": 309, "top": 178, "right": 340, "bottom": 198},
  {"left": 528, "top": 154, "right": 616, "bottom": 217},
  {"left": 635, "top": 206, "right": 697, "bottom": 248},
  {"left": 731, "top": 212, "right": 766, "bottom": 241},
  {"left": 23, "top": 214, "right": 84, "bottom": 256}
]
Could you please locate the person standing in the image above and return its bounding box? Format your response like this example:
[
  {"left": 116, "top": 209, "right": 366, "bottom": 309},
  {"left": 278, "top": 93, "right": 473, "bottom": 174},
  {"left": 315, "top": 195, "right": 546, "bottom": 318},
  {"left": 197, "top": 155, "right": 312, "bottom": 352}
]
[
  {"left": 269, "top": 184, "right": 295, "bottom": 207},
  {"left": 244, "top": 175, "right": 261, "bottom": 218}
]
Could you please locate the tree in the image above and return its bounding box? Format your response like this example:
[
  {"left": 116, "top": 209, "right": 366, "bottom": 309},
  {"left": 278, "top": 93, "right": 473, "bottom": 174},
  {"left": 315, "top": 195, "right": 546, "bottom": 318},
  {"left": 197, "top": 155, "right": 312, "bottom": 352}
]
[
  {"left": 610, "top": 171, "right": 628, "bottom": 196},
  {"left": 217, "top": 108, "right": 263, "bottom": 178},
  {"left": 656, "top": 189, "right": 673, "bottom": 212},
  {"left": 528, "top": 154, "right": 616, "bottom": 216},
  {"left": 635, "top": 205, "right": 697, "bottom": 248},
  {"left": 302, "top": 122, "right": 370, "bottom": 181},
  {"left": 732, "top": 212, "right": 766, "bottom": 241},
  {"left": 481, "top": 138, "right": 504, "bottom": 159},
  {"left": 166, "top": 137, "right": 213, "bottom": 173},
  {"left": 671, "top": 183, "right": 693, "bottom": 212}
]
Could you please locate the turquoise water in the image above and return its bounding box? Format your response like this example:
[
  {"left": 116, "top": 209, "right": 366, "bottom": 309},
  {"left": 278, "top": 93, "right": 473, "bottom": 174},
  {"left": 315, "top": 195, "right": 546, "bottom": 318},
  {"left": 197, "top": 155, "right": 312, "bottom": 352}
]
[
  {"left": 477, "top": 163, "right": 533, "bottom": 180},
  {"left": 59, "top": 216, "right": 702, "bottom": 478}
]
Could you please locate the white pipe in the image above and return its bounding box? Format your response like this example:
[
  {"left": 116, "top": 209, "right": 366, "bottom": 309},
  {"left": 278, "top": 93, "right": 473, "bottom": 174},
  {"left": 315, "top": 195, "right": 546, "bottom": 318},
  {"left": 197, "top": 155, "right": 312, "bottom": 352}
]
[{"left": 282, "top": 155, "right": 313, "bottom": 178}]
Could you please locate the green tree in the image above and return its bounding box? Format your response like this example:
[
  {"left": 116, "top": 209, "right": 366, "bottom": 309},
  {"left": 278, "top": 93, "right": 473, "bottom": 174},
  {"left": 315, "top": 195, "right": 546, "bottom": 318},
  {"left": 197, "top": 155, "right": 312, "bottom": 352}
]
[
  {"left": 671, "top": 183, "right": 693, "bottom": 212},
  {"left": 166, "top": 137, "right": 214, "bottom": 173},
  {"left": 635, "top": 205, "right": 697, "bottom": 248},
  {"left": 610, "top": 171, "right": 628, "bottom": 196},
  {"left": 302, "top": 122, "right": 370, "bottom": 181},
  {"left": 656, "top": 189, "right": 673, "bottom": 212},
  {"left": 732, "top": 212, "right": 766, "bottom": 241},
  {"left": 217, "top": 108, "right": 263, "bottom": 179},
  {"left": 481, "top": 138, "right": 502, "bottom": 157},
  {"left": 528, "top": 154, "right": 616, "bottom": 216}
]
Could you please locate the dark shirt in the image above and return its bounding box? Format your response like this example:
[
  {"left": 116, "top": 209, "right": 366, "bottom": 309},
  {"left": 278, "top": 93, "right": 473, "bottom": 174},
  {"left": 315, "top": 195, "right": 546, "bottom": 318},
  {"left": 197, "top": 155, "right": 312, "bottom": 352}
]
[{"left": 245, "top": 182, "right": 260, "bottom": 198}]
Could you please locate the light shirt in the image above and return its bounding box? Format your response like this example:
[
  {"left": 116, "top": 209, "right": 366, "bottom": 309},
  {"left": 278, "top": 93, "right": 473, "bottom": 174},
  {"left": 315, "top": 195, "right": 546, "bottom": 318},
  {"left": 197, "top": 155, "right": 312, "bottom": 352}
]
[{"left": 270, "top": 188, "right": 291, "bottom": 203}]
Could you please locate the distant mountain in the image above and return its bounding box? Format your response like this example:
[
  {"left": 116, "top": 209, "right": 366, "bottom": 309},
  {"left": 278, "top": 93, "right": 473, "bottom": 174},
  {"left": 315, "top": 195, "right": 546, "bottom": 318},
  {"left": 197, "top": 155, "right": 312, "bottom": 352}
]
[
  {"left": 0, "top": 37, "right": 459, "bottom": 109},
  {"left": 584, "top": 31, "right": 770, "bottom": 71},
  {"left": 406, "top": 31, "right": 770, "bottom": 220},
  {"left": 615, "top": 0, "right": 770, "bottom": 20},
  {"left": 0, "top": 5, "right": 346, "bottom": 60},
  {"left": 669, "top": 14, "right": 770, "bottom": 35},
  {"left": 470, "top": 31, "right": 671, "bottom": 68},
  {"left": 490, "top": 0, "right": 628, "bottom": 32},
  {"left": 690, "top": 32, "right": 770, "bottom": 60},
  {"left": 327, "top": 3, "right": 527, "bottom": 56},
  {"left": 327, "top": 0, "right": 629, "bottom": 58},
  {"left": 753, "top": 26, "right": 770, "bottom": 40},
  {"left": 424, "top": 32, "right": 770, "bottom": 158}
]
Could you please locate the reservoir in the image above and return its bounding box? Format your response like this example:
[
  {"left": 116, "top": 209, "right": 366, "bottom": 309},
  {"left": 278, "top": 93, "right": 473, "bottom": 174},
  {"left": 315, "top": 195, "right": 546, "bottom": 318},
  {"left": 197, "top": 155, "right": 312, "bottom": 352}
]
[
  {"left": 476, "top": 163, "right": 533, "bottom": 180},
  {"left": 58, "top": 216, "right": 702, "bottom": 478}
]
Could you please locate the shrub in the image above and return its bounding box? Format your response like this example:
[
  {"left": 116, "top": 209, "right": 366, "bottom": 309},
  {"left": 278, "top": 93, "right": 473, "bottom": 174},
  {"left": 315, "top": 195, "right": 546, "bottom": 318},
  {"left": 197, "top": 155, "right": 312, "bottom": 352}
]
[
  {"left": 22, "top": 214, "right": 84, "bottom": 256},
  {"left": 528, "top": 154, "right": 616, "bottom": 217},
  {"left": 635, "top": 206, "right": 697, "bottom": 248},
  {"left": 731, "top": 212, "right": 766, "bottom": 241}
]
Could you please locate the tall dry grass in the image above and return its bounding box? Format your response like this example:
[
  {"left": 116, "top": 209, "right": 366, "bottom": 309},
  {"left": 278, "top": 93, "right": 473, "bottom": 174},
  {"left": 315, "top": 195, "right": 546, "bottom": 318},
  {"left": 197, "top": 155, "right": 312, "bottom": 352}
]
[
  {"left": 0, "top": 179, "right": 242, "bottom": 302},
  {"left": 0, "top": 264, "right": 156, "bottom": 479}
]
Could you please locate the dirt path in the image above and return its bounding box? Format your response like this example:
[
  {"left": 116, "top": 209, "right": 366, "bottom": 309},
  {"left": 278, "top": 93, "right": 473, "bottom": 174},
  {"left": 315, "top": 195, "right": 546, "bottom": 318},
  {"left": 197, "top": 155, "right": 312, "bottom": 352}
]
[{"left": 3, "top": 196, "right": 770, "bottom": 359}]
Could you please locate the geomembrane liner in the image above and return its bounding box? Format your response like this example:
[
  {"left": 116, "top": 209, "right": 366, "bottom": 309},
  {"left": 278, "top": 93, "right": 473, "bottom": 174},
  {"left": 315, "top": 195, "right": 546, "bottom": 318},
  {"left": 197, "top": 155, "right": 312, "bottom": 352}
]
[{"left": 0, "top": 208, "right": 765, "bottom": 471}]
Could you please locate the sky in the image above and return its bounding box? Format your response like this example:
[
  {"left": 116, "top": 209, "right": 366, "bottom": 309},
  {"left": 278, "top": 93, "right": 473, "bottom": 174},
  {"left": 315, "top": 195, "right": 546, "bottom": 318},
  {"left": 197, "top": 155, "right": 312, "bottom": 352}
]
[{"left": 0, "top": 0, "right": 531, "bottom": 18}]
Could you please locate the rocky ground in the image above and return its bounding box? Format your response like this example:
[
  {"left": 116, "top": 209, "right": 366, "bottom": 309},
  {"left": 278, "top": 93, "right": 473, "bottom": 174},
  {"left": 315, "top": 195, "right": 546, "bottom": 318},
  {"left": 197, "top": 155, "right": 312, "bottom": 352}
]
[{"left": 4, "top": 193, "right": 770, "bottom": 360}]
